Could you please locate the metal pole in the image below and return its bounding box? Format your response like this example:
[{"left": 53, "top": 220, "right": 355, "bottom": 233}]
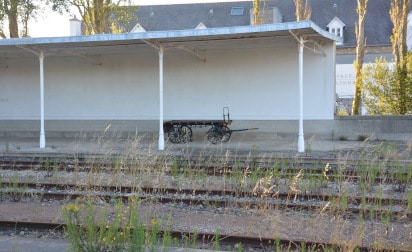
[
  {"left": 298, "top": 38, "right": 305, "bottom": 153},
  {"left": 158, "top": 46, "right": 165, "bottom": 150},
  {"left": 39, "top": 51, "right": 46, "bottom": 149}
]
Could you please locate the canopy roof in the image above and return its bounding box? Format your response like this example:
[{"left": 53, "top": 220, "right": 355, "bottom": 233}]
[{"left": 0, "top": 21, "right": 340, "bottom": 59}]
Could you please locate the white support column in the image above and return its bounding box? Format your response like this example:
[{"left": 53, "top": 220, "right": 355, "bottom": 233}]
[
  {"left": 298, "top": 38, "right": 305, "bottom": 153},
  {"left": 158, "top": 46, "right": 165, "bottom": 150},
  {"left": 39, "top": 51, "right": 46, "bottom": 149}
]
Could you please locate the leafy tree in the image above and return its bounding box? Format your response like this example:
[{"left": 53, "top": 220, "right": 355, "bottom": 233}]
[
  {"left": 0, "top": 0, "right": 38, "bottom": 38},
  {"left": 50, "top": 0, "right": 138, "bottom": 35},
  {"left": 294, "top": 0, "right": 311, "bottom": 21},
  {"left": 362, "top": 58, "right": 397, "bottom": 114},
  {"left": 363, "top": 55, "right": 412, "bottom": 115},
  {"left": 390, "top": 0, "right": 411, "bottom": 114},
  {"left": 352, "top": 0, "right": 368, "bottom": 115},
  {"left": 361, "top": 0, "right": 412, "bottom": 115}
]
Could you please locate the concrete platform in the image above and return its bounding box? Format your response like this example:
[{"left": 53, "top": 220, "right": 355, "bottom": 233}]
[{"left": 0, "top": 135, "right": 386, "bottom": 158}]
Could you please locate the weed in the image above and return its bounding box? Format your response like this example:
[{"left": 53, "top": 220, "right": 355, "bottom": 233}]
[
  {"left": 191, "top": 228, "right": 198, "bottom": 249},
  {"left": 8, "top": 173, "right": 27, "bottom": 202},
  {"left": 62, "top": 198, "right": 165, "bottom": 252},
  {"left": 0, "top": 176, "right": 3, "bottom": 202},
  {"left": 274, "top": 236, "right": 281, "bottom": 251},
  {"left": 162, "top": 217, "right": 172, "bottom": 248},
  {"left": 236, "top": 242, "right": 243, "bottom": 252},
  {"left": 213, "top": 228, "right": 220, "bottom": 250},
  {"left": 357, "top": 135, "right": 368, "bottom": 141}
]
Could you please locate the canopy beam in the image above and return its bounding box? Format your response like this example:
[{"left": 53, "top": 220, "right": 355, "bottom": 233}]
[{"left": 289, "top": 31, "right": 326, "bottom": 56}]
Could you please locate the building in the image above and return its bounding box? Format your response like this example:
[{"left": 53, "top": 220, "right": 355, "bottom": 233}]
[
  {"left": 130, "top": 0, "right": 394, "bottom": 112},
  {"left": 0, "top": 20, "right": 339, "bottom": 151}
]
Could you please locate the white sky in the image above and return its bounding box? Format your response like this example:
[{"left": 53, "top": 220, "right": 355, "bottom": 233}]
[{"left": 30, "top": 0, "right": 250, "bottom": 37}]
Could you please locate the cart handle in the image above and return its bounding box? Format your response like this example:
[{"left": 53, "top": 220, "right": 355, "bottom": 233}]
[{"left": 223, "top": 107, "right": 230, "bottom": 125}]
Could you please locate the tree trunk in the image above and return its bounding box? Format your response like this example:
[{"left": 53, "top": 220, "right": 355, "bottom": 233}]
[
  {"left": 398, "top": 0, "right": 409, "bottom": 114},
  {"left": 5, "top": 0, "right": 20, "bottom": 38},
  {"left": 352, "top": 0, "right": 368, "bottom": 115},
  {"left": 390, "top": 0, "right": 410, "bottom": 114},
  {"left": 253, "top": 0, "right": 260, "bottom": 25},
  {"left": 294, "top": 0, "right": 311, "bottom": 21}
]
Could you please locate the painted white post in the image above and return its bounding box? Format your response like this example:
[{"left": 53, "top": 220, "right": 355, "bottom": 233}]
[
  {"left": 158, "top": 46, "right": 165, "bottom": 150},
  {"left": 298, "top": 38, "right": 305, "bottom": 153},
  {"left": 39, "top": 51, "right": 46, "bottom": 149}
]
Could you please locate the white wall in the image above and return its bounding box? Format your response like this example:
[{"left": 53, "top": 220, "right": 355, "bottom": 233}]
[
  {"left": 0, "top": 42, "right": 335, "bottom": 122},
  {"left": 336, "top": 64, "right": 355, "bottom": 98}
]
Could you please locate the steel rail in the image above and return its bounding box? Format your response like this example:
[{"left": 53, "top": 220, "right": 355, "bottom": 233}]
[
  {"left": 1, "top": 182, "right": 410, "bottom": 221},
  {"left": 1, "top": 182, "right": 409, "bottom": 206},
  {"left": 0, "top": 220, "right": 409, "bottom": 252},
  {"left": 2, "top": 153, "right": 411, "bottom": 170},
  {"left": 1, "top": 159, "right": 411, "bottom": 186}
]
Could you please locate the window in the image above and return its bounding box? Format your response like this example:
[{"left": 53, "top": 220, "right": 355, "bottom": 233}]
[
  {"left": 330, "top": 27, "right": 342, "bottom": 37},
  {"left": 327, "top": 17, "right": 345, "bottom": 45},
  {"left": 231, "top": 7, "right": 244, "bottom": 16}
]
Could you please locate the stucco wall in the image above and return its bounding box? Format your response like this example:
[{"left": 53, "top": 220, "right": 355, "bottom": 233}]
[
  {"left": 1, "top": 117, "right": 411, "bottom": 142},
  {"left": 0, "top": 42, "right": 335, "bottom": 122}
]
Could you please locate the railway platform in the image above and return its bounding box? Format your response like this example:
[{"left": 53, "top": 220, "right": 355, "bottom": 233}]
[{"left": 0, "top": 135, "right": 387, "bottom": 158}]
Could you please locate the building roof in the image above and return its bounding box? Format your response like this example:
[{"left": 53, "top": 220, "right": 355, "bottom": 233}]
[
  {"left": 0, "top": 21, "right": 339, "bottom": 59},
  {"left": 134, "top": 0, "right": 393, "bottom": 48}
]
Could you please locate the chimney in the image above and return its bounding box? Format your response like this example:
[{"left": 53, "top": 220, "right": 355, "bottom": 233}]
[
  {"left": 250, "top": 8, "right": 282, "bottom": 25},
  {"left": 69, "top": 15, "right": 82, "bottom": 36}
]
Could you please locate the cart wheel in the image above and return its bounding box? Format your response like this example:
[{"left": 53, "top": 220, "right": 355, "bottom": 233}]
[
  {"left": 221, "top": 126, "right": 231, "bottom": 142},
  {"left": 180, "top": 125, "right": 193, "bottom": 143},
  {"left": 207, "top": 126, "right": 223, "bottom": 144},
  {"left": 168, "top": 126, "right": 182, "bottom": 143}
]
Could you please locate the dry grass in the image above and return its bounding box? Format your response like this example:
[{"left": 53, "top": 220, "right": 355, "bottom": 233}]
[{"left": 1, "top": 131, "right": 411, "bottom": 251}]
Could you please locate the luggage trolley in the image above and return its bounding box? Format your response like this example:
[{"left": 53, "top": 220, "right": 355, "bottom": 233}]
[{"left": 163, "top": 107, "right": 232, "bottom": 144}]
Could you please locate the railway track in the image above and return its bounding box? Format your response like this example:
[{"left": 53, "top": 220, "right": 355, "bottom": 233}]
[
  {"left": 1, "top": 182, "right": 410, "bottom": 221},
  {"left": 0, "top": 220, "right": 409, "bottom": 252},
  {"left": 2, "top": 154, "right": 411, "bottom": 185},
  {"left": 1, "top": 153, "right": 411, "bottom": 251}
]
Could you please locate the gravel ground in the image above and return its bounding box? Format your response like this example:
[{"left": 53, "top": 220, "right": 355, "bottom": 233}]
[
  {"left": 0, "top": 198, "right": 411, "bottom": 251},
  {"left": 0, "top": 137, "right": 411, "bottom": 251}
]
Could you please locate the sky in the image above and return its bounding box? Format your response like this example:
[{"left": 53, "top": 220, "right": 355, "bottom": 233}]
[{"left": 30, "top": 0, "right": 250, "bottom": 37}]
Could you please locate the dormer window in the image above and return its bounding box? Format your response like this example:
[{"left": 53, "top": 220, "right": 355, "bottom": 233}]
[
  {"left": 195, "top": 22, "right": 207, "bottom": 30},
  {"left": 130, "top": 23, "right": 146, "bottom": 33},
  {"left": 327, "top": 17, "right": 345, "bottom": 45}
]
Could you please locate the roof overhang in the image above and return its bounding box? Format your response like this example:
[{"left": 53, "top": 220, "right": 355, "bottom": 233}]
[{"left": 0, "top": 20, "right": 341, "bottom": 59}]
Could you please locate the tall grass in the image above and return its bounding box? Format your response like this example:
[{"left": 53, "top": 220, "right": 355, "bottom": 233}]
[{"left": 1, "top": 131, "right": 411, "bottom": 251}]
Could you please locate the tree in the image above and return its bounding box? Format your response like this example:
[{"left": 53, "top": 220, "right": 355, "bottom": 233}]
[
  {"left": 362, "top": 58, "right": 397, "bottom": 114},
  {"left": 0, "top": 0, "right": 38, "bottom": 38},
  {"left": 252, "top": 0, "right": 260, "bottom": 25},
  {"left": 390, "top": 0, "right": 411, "bottom": 114},
  {"left": 363, "top": 55, "right": 412, "bottom": 115},
  {"left": 51, "top": 0, "right": 138, "bottom": 35},
  {"left": 294, "top": 0, "right": 311, "bottom": 21},
  {"left": 352, "top": 0, "right": 368, "bottom": 115}
]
